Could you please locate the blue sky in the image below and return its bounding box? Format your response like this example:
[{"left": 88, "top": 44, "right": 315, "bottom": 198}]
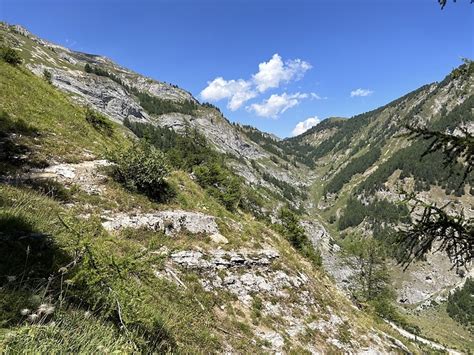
[{"left": 1, "top": 0, "right": 473, "bottom": 137}]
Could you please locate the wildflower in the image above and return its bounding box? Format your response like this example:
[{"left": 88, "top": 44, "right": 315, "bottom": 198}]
[
  {"left": 45, "top": 305, "right": 55, "bottom": 315},
  {"left": 20, "top": 308, "right": 30, "bottom": 316},
  {"left": 6, "top": 275, "right": 16, "bottom": 282},
  {"left": 27, "top": 314, "right": 39, "bottom": 323},
  {"left": 38, "top": 303, "right": 55, "bottom": 315},
  {"left": 84, "top": 311, "right": 91, "bottom": 319}
]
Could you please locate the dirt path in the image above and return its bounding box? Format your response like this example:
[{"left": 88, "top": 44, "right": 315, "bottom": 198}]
[{"left": 385, "top": 320, "right": 462, "bottom": 355}]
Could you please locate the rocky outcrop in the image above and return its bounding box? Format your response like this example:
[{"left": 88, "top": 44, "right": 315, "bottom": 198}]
[
  {"left": 157, "top": 246, "right": 408, "bottom": 353},
  {"left": 102, "top": 210, "right": 220, "bottom": 236},
  {"left": 302, "top": 220, "right": 357, "bottom": 294},
  {"left": 170, "top": 249, "right": 279, "bottom": 271},
  {"left": 393, "top": 252, "right": 467, "bottom": 305},
  {"left": 154, "top": 112, "right": 267, "bottom": 159}
]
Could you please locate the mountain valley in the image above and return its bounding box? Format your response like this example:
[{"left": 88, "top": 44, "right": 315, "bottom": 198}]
[{"left": 0, "top": 23, "right": 472, "bottom": 353}]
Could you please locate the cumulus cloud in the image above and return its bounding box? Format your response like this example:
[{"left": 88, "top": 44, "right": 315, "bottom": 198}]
[
  {"left": 291, "top": 116, "right": 320, "bottom": 136},
  {"left": 200, "top": 77, "right": 256, "bottom": 110},
  {"left": 200, "top": 53, "right": 312, "bottom": 110},
  {"left": 253, "top": 54, "right": 312, "bottom": 93},
  {"left": 249, "top": 92, "right": 309, "bottom": 118},
  {"left": 350, "top": 88, "right": 374, "bottom": 97}
]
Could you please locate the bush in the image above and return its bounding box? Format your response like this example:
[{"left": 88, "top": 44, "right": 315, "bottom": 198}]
[
  {"left": 109, "top": 142, "right": 174, "bottom": 202},
  {"left": 85, "top": 108, "right": 113, "bottom": 136},
  {"left": 0, "top": 46, "right": 22, "bottom": 66},
  {"left": 239, "top": 187, "right": 268, "bottom": 220}
]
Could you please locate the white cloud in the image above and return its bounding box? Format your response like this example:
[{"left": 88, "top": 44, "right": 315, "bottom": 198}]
[
  {"left": 291, "top": 116, "right": 320, "bottom": 136},
  {"left": 350, "top": 88, "right": 374, "bottom": 97},
  {"left": 200, "top": 77, "right": 256, "bottom": 110},
  {"left": 253, "top": 54, "right": 312, "bottom": 93},
  {"left": 200, "top": 53, "right": 312, "bottom": 110},
  {"left": 249, "top": 92, "right": 309, "bottom": 118}
]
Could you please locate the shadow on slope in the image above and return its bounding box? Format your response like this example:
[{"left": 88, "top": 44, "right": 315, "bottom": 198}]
[{"left": 0, "top": 110, "right": 48, "bottom": 175}]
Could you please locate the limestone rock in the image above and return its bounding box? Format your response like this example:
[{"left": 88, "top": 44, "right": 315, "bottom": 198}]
[{"left": 102, "top": 210, "right": 220, "bottom": 236}]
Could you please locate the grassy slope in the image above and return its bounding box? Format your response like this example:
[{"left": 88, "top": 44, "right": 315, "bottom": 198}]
[
  {"left": 0, "top": 61, "right": 129, "bottom": 167},
  {"left": 0, "top": 61, "right": 218, "bottom": 353}
]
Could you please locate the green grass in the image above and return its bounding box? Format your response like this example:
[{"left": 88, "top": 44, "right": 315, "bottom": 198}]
[
  {"left": 1, "top": 309, "right": 136, "bottom": 353},
  {"left": 402, "top": 303, "right": 474, "bottom": 352},
  {"left": 0, "top": 184, "right": 222, "bottom": 353}
]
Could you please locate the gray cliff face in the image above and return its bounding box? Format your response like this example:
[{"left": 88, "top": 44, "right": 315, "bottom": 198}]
[
  {"left": 29, "top": 64, "right": 149, "bottom": 123},
  {"left": 152, "top": 111, "right": 267, "bottom": 159}
]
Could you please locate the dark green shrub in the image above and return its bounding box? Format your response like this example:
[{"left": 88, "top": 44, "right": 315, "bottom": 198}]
[
  {"left": 124, "top": 120, "right": 245, "bottom": 211},
  {"left": 43, "top": 69, "right": 52, "bottom": 84},
  {"left": 194, "top": 163, "right": 242, "bottom": 211},
  {"left": 85, "top": 108, "right": 113, "bottom": 136},
  {"left": 0, "top": 46, "right": 22, "bottom": 66},
  {"left": 239, "top": 187, "right": 267, "bottom": 220},
  {"left": 109, "top": 142, "right": 174, "bottom": 202}
]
